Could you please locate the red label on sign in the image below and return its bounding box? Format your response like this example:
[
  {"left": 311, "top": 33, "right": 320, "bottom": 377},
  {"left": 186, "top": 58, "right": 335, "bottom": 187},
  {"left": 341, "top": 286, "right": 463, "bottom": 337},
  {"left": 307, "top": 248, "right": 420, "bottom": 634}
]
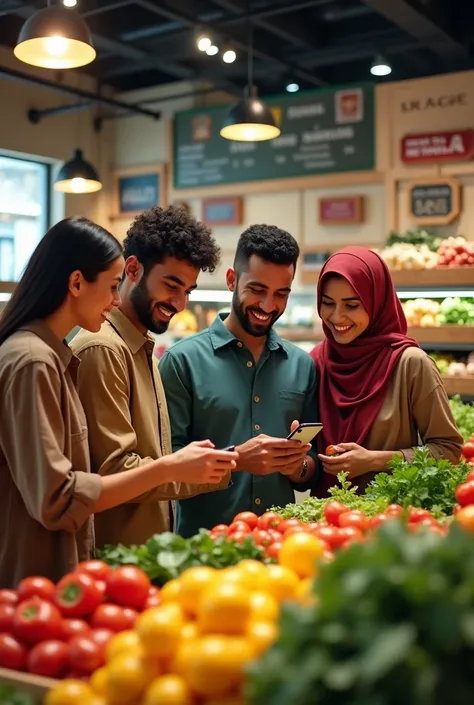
[
  {"left": 319, "top": 196, "right": 363, "bottom": 225},
  {"left": 401, "top": 130, "right": 474, "bottom": 163}
]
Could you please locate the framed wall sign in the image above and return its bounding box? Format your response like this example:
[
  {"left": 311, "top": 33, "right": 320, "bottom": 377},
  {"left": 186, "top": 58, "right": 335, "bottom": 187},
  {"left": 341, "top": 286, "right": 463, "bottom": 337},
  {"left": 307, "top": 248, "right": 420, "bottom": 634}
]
[
  {"left": 202, "top": 197, "right": 243, "bottom": 226},
  {"left": 318, "top": 195, "right": 364, "bottom": 225},
  {"left": 401, "top": 129, "right": 474, "bottom": 165},
  {"left": 407, "top": 177, "right": 461, "bottom": 226},
  {"left": 113, "top": 164, "right": 166, "bottom": 218}
]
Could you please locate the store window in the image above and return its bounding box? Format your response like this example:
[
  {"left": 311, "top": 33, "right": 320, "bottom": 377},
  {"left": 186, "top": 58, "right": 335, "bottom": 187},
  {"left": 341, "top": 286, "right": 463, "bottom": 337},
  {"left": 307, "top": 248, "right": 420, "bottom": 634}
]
[{"left": 0, "top": 154, "right": 49, "bottom": 281}]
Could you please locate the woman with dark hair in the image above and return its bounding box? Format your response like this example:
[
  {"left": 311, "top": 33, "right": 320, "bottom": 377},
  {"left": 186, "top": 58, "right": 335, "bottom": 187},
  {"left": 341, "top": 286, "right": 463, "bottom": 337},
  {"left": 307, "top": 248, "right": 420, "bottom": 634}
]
[
  {"left": 310, "top": 246, "right": 462, "bottom": 498},
  {"left": 0, "top": 217, "right": 237, "bottom": 587}
]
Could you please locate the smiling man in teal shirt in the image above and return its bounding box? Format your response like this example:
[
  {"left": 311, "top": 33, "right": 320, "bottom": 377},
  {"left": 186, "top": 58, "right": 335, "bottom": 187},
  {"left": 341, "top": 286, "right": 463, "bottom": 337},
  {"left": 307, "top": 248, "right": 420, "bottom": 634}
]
[{"left": 159, "top": 224, "right": 318, "bottom": 537}]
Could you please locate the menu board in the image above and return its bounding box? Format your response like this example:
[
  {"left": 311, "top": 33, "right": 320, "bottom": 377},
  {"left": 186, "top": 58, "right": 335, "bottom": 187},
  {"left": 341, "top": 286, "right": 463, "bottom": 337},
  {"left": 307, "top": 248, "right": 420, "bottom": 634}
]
[{"left": 173, "top": 84, "right": 375, "bottom": 189}]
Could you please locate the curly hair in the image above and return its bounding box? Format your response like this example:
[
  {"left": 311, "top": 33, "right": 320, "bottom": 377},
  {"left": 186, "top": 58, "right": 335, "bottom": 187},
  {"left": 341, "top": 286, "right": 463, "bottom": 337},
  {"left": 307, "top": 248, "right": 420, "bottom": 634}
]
[
  {"left": 123, "top": 205, "right": 221, "bottom": 273},
  {"left": 234, "top": 224, "right": 300, "bottom": 273}
]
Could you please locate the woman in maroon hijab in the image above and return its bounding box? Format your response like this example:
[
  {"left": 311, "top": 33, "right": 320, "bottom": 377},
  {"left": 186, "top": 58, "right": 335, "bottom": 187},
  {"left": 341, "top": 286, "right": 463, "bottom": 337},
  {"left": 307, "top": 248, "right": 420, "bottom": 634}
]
[{"left": 310, "top": 246, "right": 462, "bottom": 497}]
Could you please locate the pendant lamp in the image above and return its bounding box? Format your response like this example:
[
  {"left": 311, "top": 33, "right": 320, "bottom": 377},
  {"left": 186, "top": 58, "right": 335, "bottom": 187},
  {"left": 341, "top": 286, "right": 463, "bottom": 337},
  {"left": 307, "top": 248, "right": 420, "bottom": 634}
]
[
  {"left": 54, "top": 150, "right": 102, "bottom": 194},
  {"left": 220, "top": 2, "right": 280, "bottom": 142},
  {"left": 14, "top": 1, "right": 96, "bottom": 70}
]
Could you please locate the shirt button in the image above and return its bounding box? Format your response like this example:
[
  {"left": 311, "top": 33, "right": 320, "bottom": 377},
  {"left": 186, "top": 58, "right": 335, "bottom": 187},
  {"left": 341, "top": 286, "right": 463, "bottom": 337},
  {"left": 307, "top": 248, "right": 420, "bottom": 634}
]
[
  {"left": 247, "top": 361, "right": 253, "bottom": 368},
  {"left": 254, "top": 424, "right": 260, "bottom": 431},
  {"left": 237, "top": 342, "right": 243, "bottom": 348},
  {"left": 255, "top": 498, "right": 261, "bottom": 506},
  {"left": 254, "top": 396, "right": 260, "bottom": 403}
]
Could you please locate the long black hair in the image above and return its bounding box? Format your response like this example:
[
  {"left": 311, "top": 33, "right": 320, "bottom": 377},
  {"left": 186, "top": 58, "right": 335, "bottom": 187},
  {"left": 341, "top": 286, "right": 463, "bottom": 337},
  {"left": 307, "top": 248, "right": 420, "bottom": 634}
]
[{"left": 0, "top": 216, "right": 122, "bottom": 346}]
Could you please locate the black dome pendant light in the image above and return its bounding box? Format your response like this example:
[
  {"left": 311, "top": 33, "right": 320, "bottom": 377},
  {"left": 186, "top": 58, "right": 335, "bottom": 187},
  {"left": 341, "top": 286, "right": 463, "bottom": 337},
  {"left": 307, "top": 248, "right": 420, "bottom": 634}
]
[
  {"left": 220, "top": 1, "right": 280, "bottom": 142},
  {"left": 54, "top": 149, "right": 102, "bottom": 194},
  {"left": 14, "top": 0, "right": 96, "bottom": 70}
]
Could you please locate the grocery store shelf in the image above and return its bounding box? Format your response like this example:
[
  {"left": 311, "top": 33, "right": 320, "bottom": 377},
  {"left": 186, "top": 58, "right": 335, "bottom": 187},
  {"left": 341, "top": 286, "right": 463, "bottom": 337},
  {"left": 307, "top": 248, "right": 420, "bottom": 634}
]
[
  {"left": 0, "top": 666, "right": 56, "bottom": 701},
  {"left": 442, "top": 376, "right": 474, "bottom": 398},
  {"left": 391, "top": 268, "right": 474, "bottom": 288},
  {"left": 408, "top": 326, "right": 474, "bottom": 345},
  {"left": 275, "top": 327, "right": 319, "bottom": 342}
]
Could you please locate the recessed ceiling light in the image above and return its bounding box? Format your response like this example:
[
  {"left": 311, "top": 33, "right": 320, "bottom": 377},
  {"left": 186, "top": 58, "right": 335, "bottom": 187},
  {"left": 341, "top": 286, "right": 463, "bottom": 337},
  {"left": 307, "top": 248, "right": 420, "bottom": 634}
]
[
  {"left": 286, "top": 82, "right": 299, "bottom": 92},
  {"left": 206, "top": 44, "right": 219, "bottom": 56},
  {"left": 197, "top": 35, "right": 211, "bottom": 51},
  {"left": 223, "top": 49, "right": 236, "bottom": 63}
]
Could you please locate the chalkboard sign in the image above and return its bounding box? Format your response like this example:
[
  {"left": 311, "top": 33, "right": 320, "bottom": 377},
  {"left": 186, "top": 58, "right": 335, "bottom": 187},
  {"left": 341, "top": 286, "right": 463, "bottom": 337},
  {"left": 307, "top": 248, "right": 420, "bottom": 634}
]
[
  {"left": 113, "top": 164, "right": 166, "bottom": 218},
  {"left": 408, "top": 178, "right": 461, "bottom": 226},
  {"left": 202, "top": 197, "right": 243, "bottom": 225},
  {"left": 173, "top": 84, "right": 375, "bottom": 189}
]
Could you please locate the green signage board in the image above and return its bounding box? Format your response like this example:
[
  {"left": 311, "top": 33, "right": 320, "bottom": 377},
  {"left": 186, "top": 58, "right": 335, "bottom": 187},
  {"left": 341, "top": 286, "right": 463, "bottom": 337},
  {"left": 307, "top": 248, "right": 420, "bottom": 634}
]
[{"left": 173, "top": 83, "right": 375, "bottom": 189}]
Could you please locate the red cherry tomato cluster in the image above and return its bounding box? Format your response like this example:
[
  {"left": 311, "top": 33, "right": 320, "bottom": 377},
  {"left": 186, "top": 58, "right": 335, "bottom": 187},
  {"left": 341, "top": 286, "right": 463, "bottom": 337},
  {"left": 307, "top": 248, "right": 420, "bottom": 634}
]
[
  {"left": 454, "top": 469, "right": 474, "bottom": 532},
  {"left": 0, "top": 562, "right": 160, "bottom": 679}
]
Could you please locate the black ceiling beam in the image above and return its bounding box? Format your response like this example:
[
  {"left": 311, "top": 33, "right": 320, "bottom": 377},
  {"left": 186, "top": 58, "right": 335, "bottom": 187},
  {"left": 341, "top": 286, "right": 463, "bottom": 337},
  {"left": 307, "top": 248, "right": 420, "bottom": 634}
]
[
  {"left": 288, "top": 28, "right": 410, "bottom": 65},
  {"left": 0, "top": 64, "right": 161, "bottom": 119},
  {"left": 135, "top": 0, "right": 327, "bottom": 86},
  {"left": 359, "top": 0, "right": 469, "bottom": 58},
  {"left": 209, "top": 0, "right": 314, "bottom": 49}
]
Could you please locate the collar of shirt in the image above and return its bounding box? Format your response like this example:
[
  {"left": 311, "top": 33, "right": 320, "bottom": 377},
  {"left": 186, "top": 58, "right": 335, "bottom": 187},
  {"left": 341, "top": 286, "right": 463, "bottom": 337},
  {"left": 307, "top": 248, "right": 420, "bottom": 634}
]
[
  {"left": 106, "top": 308, "right": 154, "bottom": 356},
  {"left": 19, "top": 319, "right": 77, "bottom": 373},
  {"left": 209, "top": 312, "right": 286, "bottom": 355}
]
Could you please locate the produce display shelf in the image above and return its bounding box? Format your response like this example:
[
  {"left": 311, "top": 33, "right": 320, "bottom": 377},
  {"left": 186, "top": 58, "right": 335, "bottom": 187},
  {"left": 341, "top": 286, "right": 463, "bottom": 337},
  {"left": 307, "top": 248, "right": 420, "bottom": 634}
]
[
  {"left": 390, "top": 267, "right": 474, "bottom": 289},
  {"left": 0, "top": 667, "right": 57, "bottom": 703},
  {"left": 407, "top": 326, "right": 474, "bottom": 345},
  {"left": 442, "top": 376, "right": 474, "bottom": 397}
]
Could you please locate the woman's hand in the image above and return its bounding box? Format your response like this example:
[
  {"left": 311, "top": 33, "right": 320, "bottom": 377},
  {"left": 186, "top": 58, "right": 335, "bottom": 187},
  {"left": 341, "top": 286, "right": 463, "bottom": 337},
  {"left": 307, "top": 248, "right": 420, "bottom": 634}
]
[{"left": 318, "top": 443, "right": 378, "bottom": 479}]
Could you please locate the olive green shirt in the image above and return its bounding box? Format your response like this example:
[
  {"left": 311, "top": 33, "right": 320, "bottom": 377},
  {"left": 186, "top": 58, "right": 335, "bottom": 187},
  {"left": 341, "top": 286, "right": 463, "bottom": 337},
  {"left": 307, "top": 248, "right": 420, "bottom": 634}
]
[{"left": 159, "top": 314, "right": 318, "bottom": 537}]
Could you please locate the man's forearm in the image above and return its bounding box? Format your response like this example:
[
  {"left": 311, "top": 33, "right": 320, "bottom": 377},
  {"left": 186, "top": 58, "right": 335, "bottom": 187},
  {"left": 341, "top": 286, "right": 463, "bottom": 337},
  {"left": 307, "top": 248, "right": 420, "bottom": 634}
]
[{"left": 288, "top": 454, "right": 316, "bottom": 484}]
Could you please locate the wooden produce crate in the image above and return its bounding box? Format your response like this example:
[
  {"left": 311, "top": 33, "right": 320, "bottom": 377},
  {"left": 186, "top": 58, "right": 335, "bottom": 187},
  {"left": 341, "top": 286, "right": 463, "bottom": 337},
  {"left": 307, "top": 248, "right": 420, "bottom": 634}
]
[
  {"left": 442, "top": 376, "right": 474, "bottom": 397},
  {"left": 0, "top": 667, "right": 57, "bottom": 704},
  {"left": 390, "top": 267, "right": 474, "bottom": 288},
  {"left": 407, "top": 326, "right": 474, "bottom": 345}
]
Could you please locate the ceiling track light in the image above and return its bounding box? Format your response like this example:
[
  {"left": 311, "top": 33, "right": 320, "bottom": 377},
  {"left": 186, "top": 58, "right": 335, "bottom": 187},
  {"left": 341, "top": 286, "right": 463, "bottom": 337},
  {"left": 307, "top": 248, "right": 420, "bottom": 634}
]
[
  {"left": 14, "top": 0, "right": 95, "bottom": 70},
  {"left": 197, "top": 34, "right": 211, "bottom": 51},
  {"left": 223, "top": 48, "right": 236, "bottom": 63},
  {"left": 220, "top": 4, "right": 280, "bottom": 142},
  {"left": 54, "top": 149, "right": 102, "bottom": 194},
  {"left": 370, "top": 54, "right": 392, "bottom": 77}
]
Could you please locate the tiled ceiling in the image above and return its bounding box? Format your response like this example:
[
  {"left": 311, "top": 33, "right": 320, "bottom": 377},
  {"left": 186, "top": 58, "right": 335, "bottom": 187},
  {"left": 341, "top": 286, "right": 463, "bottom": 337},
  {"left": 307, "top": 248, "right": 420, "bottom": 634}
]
[{"left": 0, "top": 0, "right": 473, "bottom": 98}]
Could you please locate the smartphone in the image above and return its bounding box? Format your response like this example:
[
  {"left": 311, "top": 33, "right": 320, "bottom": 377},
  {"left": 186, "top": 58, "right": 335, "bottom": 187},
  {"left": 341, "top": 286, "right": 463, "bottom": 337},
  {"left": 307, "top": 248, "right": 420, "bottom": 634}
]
[{"left": 287, "top": 423, "right": 323, "bottom": 445}]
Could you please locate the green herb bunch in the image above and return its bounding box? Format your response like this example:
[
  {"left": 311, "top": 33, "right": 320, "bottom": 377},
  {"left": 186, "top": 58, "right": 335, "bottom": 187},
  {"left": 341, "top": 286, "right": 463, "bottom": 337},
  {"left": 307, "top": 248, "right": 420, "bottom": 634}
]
[
  {"left": 449, "top": 395, "right": 474, "bottom": 442},
  {"left": 245, "top": 520, "right": 474, "bottom": 705},
  {"left": 97, "top": 530, "right": 265, "bottom": 585}
]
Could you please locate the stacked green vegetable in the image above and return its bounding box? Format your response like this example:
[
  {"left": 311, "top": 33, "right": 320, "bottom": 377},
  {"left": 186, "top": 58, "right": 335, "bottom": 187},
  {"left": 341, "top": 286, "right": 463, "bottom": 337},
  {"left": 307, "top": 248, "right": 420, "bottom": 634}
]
[
  {"left": 438, "top": 297, "right": 474, "bottom": 325},
  {"left": 386, "top": 228, "right": 442, "bottom": 252},
  {"left": 97, "top": 530, "right": 264, "bottom": 586},
  {"left": 274, "top": 449, "right": 470, "bottom": 522},
  {"left": 449, "top": 395, "right": 474, "bottom": 441},
  {"left": 245, "top": 520, "right": 474, "bottom": 705}
]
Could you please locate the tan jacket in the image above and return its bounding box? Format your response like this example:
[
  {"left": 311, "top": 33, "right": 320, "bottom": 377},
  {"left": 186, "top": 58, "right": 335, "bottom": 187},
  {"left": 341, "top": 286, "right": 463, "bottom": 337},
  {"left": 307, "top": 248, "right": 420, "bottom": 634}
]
[
  {"left": 71, "top": 309, "right": 229, "bottom": 548},
  {"left": 0, "top": 322, "right": 101, "bottom": 587}
]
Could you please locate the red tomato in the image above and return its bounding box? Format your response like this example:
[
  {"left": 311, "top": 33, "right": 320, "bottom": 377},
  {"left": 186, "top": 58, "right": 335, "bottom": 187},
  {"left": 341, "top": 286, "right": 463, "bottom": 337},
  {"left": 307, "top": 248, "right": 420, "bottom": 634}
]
[
  {"left": 268, "top": 529, "right": 282, "bottom": 543},
  {"left": 456, "top": 480, "right": 474, "bottom": 507},
  {"left": 229, "top": 531, "right": 248, "bottom": 544},
  {"left": 105, "top": 566, "right": 151, "bottom": 611},
  {"left": 228, "top": 521, "right": 252, "bottom": 536},
  {"left": 68, "top": 635, "right": 105, "bottom": 675},
  {"left": 280, "top": 518, "right": 301, "bottom": 532},
  {"left": 88, "top": 628, "right": 114, "bottom": 649},
  {"left": 209, "top": 524, "right": 228, "bottom": 537},
  {"left": 369, "top": 513, "right": 391, "bottom": 529},
  {"left": 13, "top": 597, "right": 62, "bottom": 644},
  {"left": 313, "top": 525, "right": 346, "bottom": 550},
  {"left": 408, "top": 507, "right": 433, "bottom": 524},
  {"left": 453, "top": 503, "right": 462, "bottom": 515},
  {"left": 385, "top": 504, "right": 404, "bottom": 517},
  {"left": 462, "top": 442, "right": 474, "bottom": 458},
  {"left": 27, "top": 640, "right": 69, "bottom": 678},
  {"left": 338, "top": 510, "right": 368, "bottom": 532},
  {"left": 0, "top": 604, "right": 15, "bottom": 633},
  {"left": 284, "top": 526, "right": 307, "bottom": 538},
  {"left": 54, "top": 572, "right": 103, "bottom": 618},
  {"left": 338, "top": 526, "right": 364, "bottom": 544},
  {"left": 17, "top": 577, "right": 55, "bottom": 603},
  {"left": 0, "top": 590, "right": 18, "bottom": 607},
  {"left": 90, "top": 604, "right": 138, "bottom": 632},
  {"left": 143, "top": 586, "right": 161, "bottom": 610},
  {"left": 265, "top": 541, "right": 283, "bottom": 560},
  {"left": 418, "top": 517, "right": 441, "bottom": 530},
  {"left": 323, "top": 501, "right": 349, "bottom": 527},
  {"left": 252, "top": 529, "right": 272, "bottom": 547},
  {"left": 75, "top": 560, "right": 112, "bottom": 582},
  {"left": 257, "top": 512, "right": 285, "bottom": 532},
  {"left": 59, "top": 618, "right": 91, "bottom": 641},
  {"left": 455, "top": 504, "right": 474, "bottom": 533},
  {"left": 0, "top": 632, "right": 28, "bottom": 670},
  {"left": 325, "top": 445, "right": 339, "bottom": 457},
  {"left": 233, "top": 512, "right": 258, "bottom": 530}
]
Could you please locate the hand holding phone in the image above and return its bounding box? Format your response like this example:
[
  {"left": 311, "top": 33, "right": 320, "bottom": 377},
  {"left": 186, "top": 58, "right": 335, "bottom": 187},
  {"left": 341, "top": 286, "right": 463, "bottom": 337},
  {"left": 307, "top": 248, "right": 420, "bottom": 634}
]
[{"left": 287, "top": 422, "right": 323, "bottom": 445}]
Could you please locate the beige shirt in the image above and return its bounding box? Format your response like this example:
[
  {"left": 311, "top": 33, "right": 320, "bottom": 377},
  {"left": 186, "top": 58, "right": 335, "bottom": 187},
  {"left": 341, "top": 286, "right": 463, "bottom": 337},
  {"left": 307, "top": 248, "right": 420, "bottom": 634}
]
[
  {"left": 0, "top": 322, "right": 101, "bottom": 587},
  {"left": 355, "top": 346, "right": 463, "bottom": 490},
  {"left": 71, "top": 308, "right": 229, "bottom": 548}
]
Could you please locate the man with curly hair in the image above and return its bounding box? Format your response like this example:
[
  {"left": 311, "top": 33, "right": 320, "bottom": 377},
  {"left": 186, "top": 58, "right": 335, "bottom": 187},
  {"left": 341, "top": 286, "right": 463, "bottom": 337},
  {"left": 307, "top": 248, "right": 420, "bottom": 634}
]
[
  {"left": 159, "top": 224, "right": 318, "bottom": 537},
  {"left": 70, "top": 205, "right": 238, "bottom": 547}
]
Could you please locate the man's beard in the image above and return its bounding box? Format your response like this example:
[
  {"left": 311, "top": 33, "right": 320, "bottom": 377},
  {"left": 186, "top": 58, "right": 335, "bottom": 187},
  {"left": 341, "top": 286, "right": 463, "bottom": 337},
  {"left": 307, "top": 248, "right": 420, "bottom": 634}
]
[
  {"left": 231, "top": 289, "right": 280, "bottom": 338},
  {"left": 130, "top": 278, "right": 176, "bottom": 335}
]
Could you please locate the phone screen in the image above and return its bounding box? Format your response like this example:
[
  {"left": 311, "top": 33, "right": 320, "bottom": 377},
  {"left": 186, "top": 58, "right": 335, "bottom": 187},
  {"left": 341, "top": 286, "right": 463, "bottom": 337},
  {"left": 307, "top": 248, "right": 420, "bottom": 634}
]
[{"left": 287, "top": 423, "right": 323, "bottom": 445}]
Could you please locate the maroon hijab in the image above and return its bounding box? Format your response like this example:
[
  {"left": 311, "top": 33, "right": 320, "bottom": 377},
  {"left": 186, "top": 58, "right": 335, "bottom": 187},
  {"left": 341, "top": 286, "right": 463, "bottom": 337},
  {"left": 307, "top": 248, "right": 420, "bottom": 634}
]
[{"left": 311, "top": 246, "right": 419, "bottom": 454}]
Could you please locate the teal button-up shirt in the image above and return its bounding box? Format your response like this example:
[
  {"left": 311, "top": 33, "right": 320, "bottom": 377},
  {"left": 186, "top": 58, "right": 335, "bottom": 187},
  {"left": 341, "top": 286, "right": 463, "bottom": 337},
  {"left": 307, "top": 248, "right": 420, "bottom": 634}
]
[{"left": 159, "top": 314, "right": 318, "bottom": 537}]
